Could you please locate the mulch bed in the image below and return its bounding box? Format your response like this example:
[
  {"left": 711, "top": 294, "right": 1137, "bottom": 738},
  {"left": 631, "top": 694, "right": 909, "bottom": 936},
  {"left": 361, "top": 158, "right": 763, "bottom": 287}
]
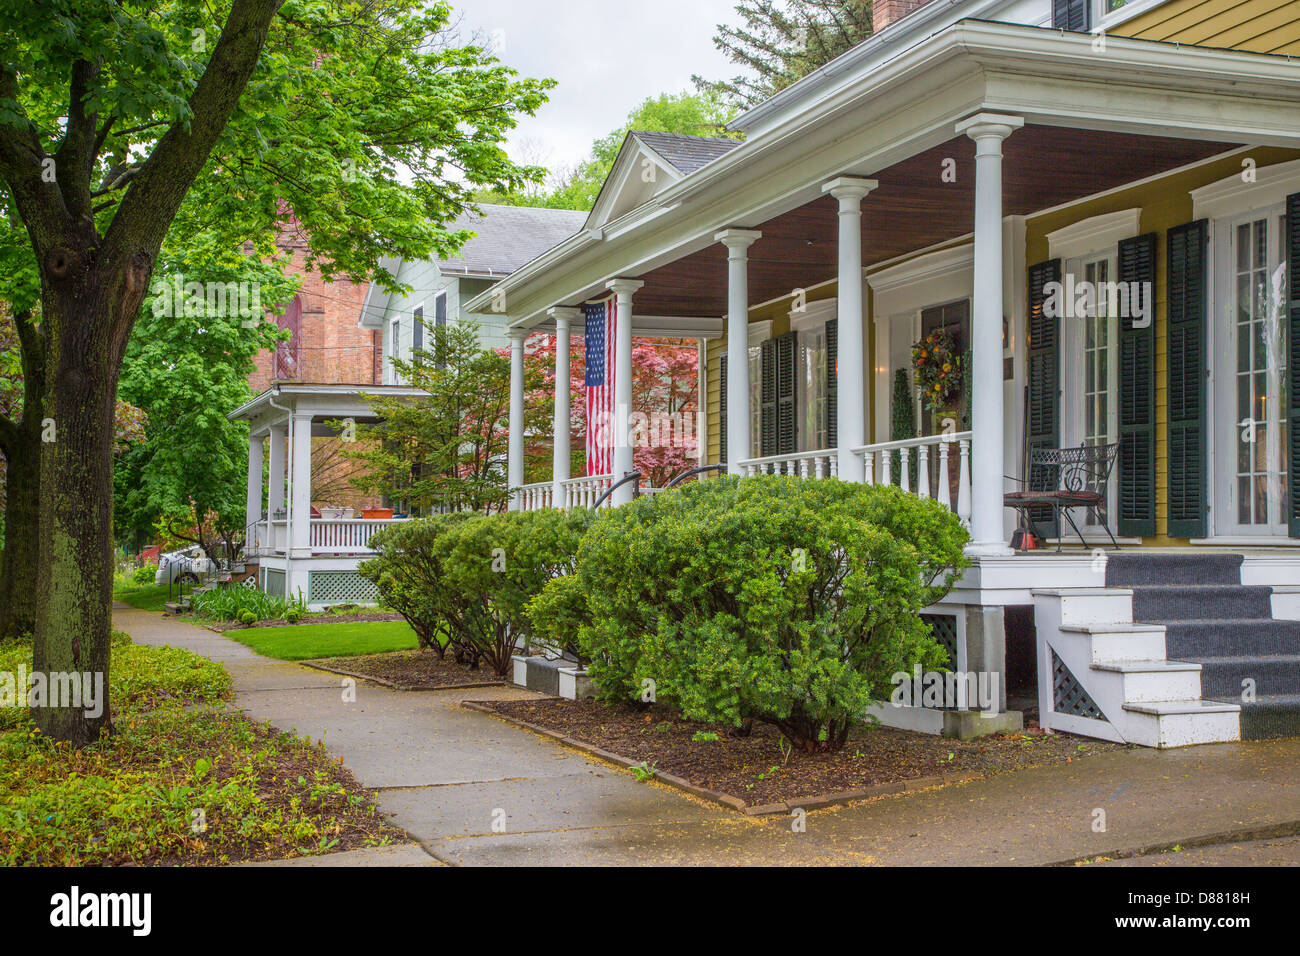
[
  {"left": 303, "top": 649, "right": 506, "bottom": 690},
  {"left": 476, "top": 698, "right": 1123, "bottom": 812},
  {"left": 207, "top": 611, "right": 404, "bottom": 632}
]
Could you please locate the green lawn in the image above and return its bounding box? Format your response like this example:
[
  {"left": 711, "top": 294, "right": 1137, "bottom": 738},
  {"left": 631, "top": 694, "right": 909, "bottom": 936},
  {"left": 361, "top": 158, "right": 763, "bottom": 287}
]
[
  {"left": 226, "top": 619, "right": 419, "bottom": 660},
  {"left": 113, "top": 582, "right": 172, "bottom": 612}
]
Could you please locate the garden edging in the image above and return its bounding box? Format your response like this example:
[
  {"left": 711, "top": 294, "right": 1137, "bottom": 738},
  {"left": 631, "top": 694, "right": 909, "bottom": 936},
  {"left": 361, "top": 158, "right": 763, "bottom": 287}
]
[{"left": 460, "top": 700, "right": 981, "bottom": 816}]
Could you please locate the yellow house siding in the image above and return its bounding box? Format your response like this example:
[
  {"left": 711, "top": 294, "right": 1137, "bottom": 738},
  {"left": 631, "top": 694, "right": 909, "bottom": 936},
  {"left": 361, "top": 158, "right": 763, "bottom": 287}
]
[
  {"left": 1114, "top": 0, "right": 1300, "bottom": 55},
  {"left": 1025, "top": 146, "right": 1300, "bottom": 545}
]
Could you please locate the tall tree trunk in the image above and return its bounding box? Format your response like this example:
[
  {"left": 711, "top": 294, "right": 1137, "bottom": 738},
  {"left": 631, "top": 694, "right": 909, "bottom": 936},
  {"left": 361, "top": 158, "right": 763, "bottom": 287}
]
[
  {"left": 31, "top": 245, "right": 144, "bottom": 745},
  {"left": 0, "top": 427, "right": 40, "bottom": 639}
]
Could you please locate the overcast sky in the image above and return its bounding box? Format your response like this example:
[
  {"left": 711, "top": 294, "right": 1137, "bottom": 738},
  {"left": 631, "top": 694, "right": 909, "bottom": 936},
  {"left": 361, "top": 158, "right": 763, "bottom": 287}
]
[{"left": 453, "top": 0, "right": 742, "bottom": 174}]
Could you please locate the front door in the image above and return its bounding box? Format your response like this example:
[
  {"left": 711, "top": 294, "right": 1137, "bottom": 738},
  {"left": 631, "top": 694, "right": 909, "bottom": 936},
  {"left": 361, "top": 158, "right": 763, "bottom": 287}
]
[{"left": 1213, "top": 209, "right": 1290, "bottom": 537}]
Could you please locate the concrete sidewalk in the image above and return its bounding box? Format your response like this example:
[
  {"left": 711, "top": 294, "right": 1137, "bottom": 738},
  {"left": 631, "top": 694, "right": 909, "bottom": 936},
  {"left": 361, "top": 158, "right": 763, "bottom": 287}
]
[{"left": 114, "top": 607, "right": 1300, "bottom": 866}]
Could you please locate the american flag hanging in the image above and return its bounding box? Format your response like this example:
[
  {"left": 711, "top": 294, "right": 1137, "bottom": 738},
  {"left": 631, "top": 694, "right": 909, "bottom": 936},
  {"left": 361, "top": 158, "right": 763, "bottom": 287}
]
[{"left": 584, "top": 296, "right": 616, "bottom": 476}]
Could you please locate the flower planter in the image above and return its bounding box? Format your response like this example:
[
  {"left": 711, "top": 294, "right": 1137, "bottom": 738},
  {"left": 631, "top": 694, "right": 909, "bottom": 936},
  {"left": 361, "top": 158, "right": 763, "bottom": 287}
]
[{"left": 361, "top": 508, "right": 394, "bottom": 519}]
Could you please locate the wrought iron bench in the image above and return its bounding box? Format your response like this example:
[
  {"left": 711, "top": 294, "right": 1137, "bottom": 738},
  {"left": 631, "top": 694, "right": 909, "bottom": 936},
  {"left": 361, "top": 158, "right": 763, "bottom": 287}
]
[{"left": 1004, "top": 443, "right": 1119, "bottom": 552}]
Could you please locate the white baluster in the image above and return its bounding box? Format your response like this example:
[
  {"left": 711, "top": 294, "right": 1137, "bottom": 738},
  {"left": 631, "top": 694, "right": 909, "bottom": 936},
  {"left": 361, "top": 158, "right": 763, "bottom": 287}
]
[
  {"left": 957, "top": 439, "right": 972, "bottom": 526},
  {"left": 938, "top": 439, "right": 951, "bottom": 510},
  {"left": 881, "top": 449, "right": 892, "bottom": 486},
  {"left": 862, "top": 451, "right": 871, "bottom": 484},
  {"left": 899, "top": 447, "right": 911, "bottom": 494},
  {"left": 917, "top": 446, "right": 931, "bottom": 499},
  {"left": 814, "top": 456, "right": 824, "bottom": 479}
]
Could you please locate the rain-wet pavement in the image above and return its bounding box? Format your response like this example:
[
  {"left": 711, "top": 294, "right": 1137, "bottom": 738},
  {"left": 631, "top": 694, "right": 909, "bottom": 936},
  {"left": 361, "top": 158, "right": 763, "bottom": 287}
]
[{"left": 114, "top": 606, "right": 1300, "bottom": 866}]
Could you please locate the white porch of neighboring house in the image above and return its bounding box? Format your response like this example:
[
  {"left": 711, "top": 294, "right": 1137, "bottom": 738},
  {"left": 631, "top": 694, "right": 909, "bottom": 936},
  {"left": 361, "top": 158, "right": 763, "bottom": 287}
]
[
  {"left": 468, "top": 21, "right": 1300, "bottom": 746},
  {"left": 228, "top": 383, "right": 426, "bottom": 610}
]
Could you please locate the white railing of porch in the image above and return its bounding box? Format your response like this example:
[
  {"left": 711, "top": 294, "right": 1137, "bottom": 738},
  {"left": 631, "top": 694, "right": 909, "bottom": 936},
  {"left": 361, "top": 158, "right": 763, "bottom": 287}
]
[
  {"left": 516, "top": 481, "right": 557, "bottom": 511},
  {"left": 852, "top": 432, "right": 972, "bottom": 524},
  {"left": 308, "top": 518, "right": 410, "bottom": 554},
  {"left": 739, "top": 448, "right": 839, "bottom": 478}
]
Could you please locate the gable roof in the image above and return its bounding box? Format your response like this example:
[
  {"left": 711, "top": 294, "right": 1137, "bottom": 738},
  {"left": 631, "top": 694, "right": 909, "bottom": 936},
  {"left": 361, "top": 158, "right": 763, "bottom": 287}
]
[
  {"left": 631, "top": 131, "right": 741, "bottom": 174},
  {"left": 437, "top": 204, "right": 588, "bottom": 277}
]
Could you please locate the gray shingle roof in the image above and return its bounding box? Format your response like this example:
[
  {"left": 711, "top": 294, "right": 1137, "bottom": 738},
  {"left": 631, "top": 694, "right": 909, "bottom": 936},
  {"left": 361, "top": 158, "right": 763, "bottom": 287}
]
[
  {"left": 632, "top": 131, "right": 741, "bottom": 174},
  {"left": 438, "top": 204, "right": 588, "bottom": 276}
]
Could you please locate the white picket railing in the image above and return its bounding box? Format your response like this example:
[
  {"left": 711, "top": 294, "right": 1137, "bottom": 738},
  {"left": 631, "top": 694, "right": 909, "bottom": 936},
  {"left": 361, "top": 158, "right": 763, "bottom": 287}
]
[
  {"left": 516, "top": 482, "right": 557, "bottom": 512},
  {"left": 308, "top": 518, "right": 411, "bottom": 554},
  {"left": 852, "top": 431, "right": 972, "bottom": 524},
  {"left": 739, "top": 448, "right": 839, "bottom": 478},
  {"left": 516, "top": 473, "right": 674, "bottom": 511}
]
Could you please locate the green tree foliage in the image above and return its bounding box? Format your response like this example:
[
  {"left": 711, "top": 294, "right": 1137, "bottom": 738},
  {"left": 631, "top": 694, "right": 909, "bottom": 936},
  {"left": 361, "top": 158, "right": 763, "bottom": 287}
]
[
  {"left": 693, "top": 1, "right": 874, "bottom": 111},
  {"left": 0, "top": 0, "right": 552, "bottom": 744},
  {"left": 113, "top": 232, "right": 299, "bottom": 557},
  {"left": 344, "top": 318, "right": 548, "bottom": 515},
  {"left": 479, "top": 90, "right": 739, "bottom": 211},
  {"left": 557, "top": 476, "right": 968, "bottom": 752}
]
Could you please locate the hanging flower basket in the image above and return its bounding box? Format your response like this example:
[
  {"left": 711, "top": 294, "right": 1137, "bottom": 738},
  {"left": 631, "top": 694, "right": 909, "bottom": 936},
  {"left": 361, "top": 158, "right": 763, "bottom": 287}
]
[{"left": 912, "top": 328, "right": 965, "bottom": 414}]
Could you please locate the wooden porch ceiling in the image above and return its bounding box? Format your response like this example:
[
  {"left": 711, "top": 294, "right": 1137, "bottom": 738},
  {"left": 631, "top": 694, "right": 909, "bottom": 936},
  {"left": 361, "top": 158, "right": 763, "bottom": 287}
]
[{"left": 631, "top": 125, "right": 1233, "bottom": 318}]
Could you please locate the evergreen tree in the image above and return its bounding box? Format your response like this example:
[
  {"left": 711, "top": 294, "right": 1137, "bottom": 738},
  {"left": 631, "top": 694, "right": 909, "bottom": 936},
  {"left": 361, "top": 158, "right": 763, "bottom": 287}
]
[{"left": 693, "top": 1, "right": 874, "bottom": 111}]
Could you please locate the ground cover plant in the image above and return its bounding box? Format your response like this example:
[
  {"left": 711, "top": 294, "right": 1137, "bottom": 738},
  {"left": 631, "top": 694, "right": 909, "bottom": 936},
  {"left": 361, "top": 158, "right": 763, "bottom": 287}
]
[
  {"left": 189, "top": 586, "right": 304, "bottom": 623},
  {"left": 0, "top": 633, "right": 402, "bottom": 865},
  {"left": 544, "top": 475, "right": 970, "bottom": 753}
]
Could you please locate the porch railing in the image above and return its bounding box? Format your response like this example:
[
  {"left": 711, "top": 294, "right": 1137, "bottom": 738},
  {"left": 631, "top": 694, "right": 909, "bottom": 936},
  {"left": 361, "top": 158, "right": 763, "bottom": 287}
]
[
  {"left": 739, "top": 448, "right": 839, "bottom": 478},
  {"left": 517, "top": 473, "right": 670, "bottom": 511},
  {"left": 309, "top": 518, "right": 410, "bottom": 554},
  {"left": 852, "top": 431, "right": 972, "bottom": 524}
]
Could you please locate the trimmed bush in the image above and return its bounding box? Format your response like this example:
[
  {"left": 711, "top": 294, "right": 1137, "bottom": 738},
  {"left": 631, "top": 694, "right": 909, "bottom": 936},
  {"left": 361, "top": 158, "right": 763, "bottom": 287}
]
[
  {"left": 361, "top": 513, "right": 473, "bottom": 656},
  {"left": 569, "top": 475, "right": 969, "bottom": 752},
  {"left": 361, "top": 510, "right": 592, "bottom": 673},
  {"left": 435, "top": 508, "right": 594, "bottom": 675},
  {"left": 132, "top": 564, "right": 157, "bottom": 584}
]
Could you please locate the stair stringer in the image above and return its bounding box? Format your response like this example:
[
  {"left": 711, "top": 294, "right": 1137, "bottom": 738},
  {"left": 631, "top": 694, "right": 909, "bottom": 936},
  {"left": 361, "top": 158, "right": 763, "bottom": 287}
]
[{"left": 1031, "top": 589, "right": 1241, "bottom": 748}]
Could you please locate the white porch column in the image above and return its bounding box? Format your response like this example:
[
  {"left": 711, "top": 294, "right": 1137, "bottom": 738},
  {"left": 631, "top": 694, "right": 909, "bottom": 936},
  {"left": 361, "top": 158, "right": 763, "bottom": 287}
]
[
  {"left": 289, "top": 412, "right": 313, "bottom": 555},
  {"left": 716, "top": 229, "right": 761, "bottom": 474},
  {"left": 607, "top": 279, "right": 643, "bottom": 505},
  {"left": 507, "top": 329, "right": 526, "bottom": 511},
  {"left": 245, "top": 431, "right": 264, "bottom": 549},
  {"left": 822, "top": 177, "right": 877, "bottom": 482},
  {"left": 267, "top": 422, "right": 287, "bottom": 518},
  {"left": 549, "top": 307, "right": 580, "bottom": 505},
  {"left": 957, "top": 112, "right": 1022, "bottom": 556}
]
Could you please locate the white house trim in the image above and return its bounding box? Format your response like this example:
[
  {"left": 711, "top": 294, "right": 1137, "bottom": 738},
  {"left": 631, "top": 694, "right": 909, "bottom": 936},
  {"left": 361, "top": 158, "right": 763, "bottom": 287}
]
[
  {"left": 1191, "top": 157, "right": 1300, "bottom": 221},
  {"left": 1046, "top": 208, "right": 1142, "bottom": 261},
  {"left": 787, "top": 296, "right": 836, "bottom": 332},
  {"left": 868, "top": 243, "right": 974, "bottom": 317},
  {"left": 1093, "top": 0, "right": 1171, "bottom": 33}
]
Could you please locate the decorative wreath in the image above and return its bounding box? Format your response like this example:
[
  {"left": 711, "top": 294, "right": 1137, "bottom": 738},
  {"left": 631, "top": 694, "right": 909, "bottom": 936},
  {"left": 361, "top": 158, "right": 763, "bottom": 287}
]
[{"left": 912, "top": 328, "right": 964, "bottom": 413}]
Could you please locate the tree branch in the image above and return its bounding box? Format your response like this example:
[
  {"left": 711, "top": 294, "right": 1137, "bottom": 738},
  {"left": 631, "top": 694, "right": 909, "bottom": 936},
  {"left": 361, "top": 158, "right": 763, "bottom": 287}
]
[
  {"left": 104, "top": 0, "right": 285, "bottom": 282},
  {"left": 0, "top": 66, "right": 69, "bottom": 252},
  {"left": 53, "top": 59, "right": 100, "bottom": 222}
]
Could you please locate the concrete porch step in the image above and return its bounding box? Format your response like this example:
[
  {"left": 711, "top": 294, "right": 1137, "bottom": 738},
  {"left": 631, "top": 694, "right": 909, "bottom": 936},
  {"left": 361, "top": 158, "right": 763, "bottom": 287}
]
[
  {"left": 1090, "top": 659, "right": 1203, "bottom": 704},
  {"left": 1119, "top": 698, "right": 1242, "bottom": 748}
]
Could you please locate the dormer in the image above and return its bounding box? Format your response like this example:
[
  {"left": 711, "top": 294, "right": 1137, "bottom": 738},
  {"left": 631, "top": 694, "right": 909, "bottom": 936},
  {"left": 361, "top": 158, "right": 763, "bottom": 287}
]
[{"left": 585, "top": 131, "right": 741, "bottom": 230}]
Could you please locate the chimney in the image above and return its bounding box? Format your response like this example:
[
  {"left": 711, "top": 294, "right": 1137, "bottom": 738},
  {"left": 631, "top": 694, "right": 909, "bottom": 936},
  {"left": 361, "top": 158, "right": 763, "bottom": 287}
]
[{"left": 873, "top": 0, "right": 938, "bottom": 35}]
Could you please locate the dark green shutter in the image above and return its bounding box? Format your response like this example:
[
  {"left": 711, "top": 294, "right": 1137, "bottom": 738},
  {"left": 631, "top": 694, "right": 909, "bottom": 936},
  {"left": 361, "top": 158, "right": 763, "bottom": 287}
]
[
  {"left": 1118, "top": 233, "right": 1158, "bottom": 538},
  {"left": 1027, "top": 258, "right": 1062, "bottom": 537},
  {"left": 1166, "top": 220, "right": 1209, "bottom": 539},
  {"left": 718, "top": 354, "right": 727, "bottom": 465},
  {"left": 1287, "top": 192, "right": 1300, "bottom": 536},
  {"left": 777, "top": 331, "right": 797, "bottom": 455},
  {"left": 825, "top": 318, "right": 837, "bottom": 450},
  {"left": 1052, "top": 0, "right": 1090, "bottom": 31},
  {"left": 760, "top": 338, "right": 777, "bottom": 457}
]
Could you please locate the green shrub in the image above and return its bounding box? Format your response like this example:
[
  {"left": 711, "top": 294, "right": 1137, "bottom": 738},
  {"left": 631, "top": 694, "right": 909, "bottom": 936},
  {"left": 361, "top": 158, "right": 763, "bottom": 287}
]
[
  {"left": 239, "top": 610, "right": 257, "bottom": 625},
  {"left": 285, "top": 608, "right": 302, "bottom": 624},
  {"left": 132, "top": 564, "right": 157, "bottom": 584},
  {"left": 435, "top": 508, "right": 594, "bottom": 675},
  {"left": 360, "top": 513, "right": 474, "bottom": 656},
  {"left": 571, "top": 475, "right": 969, "bottom": 753}
]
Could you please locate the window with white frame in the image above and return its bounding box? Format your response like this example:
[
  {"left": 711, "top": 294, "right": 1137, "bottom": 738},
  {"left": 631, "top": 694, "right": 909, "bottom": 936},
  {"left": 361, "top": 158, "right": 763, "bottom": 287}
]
[
  {"left": 798, "top": 326, "right": 829, "bottom": 452},
  {"left": 388, "top": 315, "right": 401, "bottom": 384},
  {"left": 1079, "top": 253, "right": 1118, "bottom": 526}
]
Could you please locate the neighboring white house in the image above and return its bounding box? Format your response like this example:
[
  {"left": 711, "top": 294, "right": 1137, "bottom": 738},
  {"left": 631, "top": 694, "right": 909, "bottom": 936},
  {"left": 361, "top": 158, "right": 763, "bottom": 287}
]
[
  {"left": 359, "top": 203, "right": 588, "bottom": 381},
  {"left": 230, "top": 204, "right": 586, "bottom": 610}
]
